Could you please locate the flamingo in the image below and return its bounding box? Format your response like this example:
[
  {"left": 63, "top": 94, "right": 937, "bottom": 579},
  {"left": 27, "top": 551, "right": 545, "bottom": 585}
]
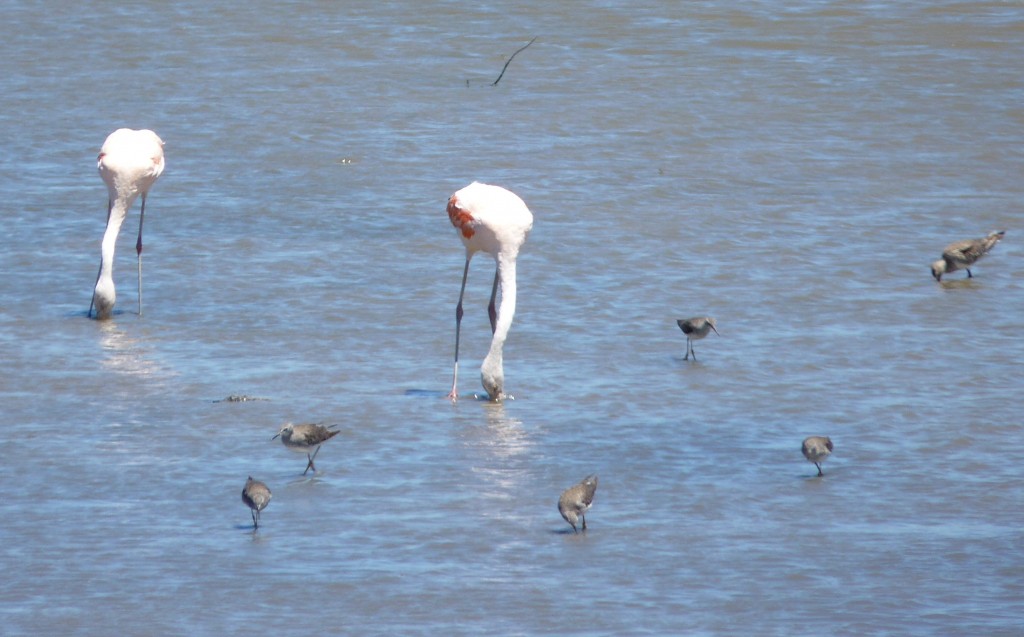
[
  {"left": 89, "top": 128, "right": 165, "bottom": 319},
  {"left": 446, "top": 182, "right": 533, "bottom": 401}
]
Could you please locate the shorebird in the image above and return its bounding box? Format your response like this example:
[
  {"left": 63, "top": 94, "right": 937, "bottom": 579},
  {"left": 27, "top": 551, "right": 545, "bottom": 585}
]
[
  {"left": 677, "top": 317, "right": 719, "bottom": 361},
  {"left": 931, "top": 230, "right": 1005, "bottom": 281},
  {"left": 272, "top": 423, "right": 340, "bottom": 475},
  {"left": 446, "top": 182, "right": 533, "bottom": 401},
  {"left": 242, "top": 476, "right": 272, "bottom": 529},
  {"left": 801, "top": 436, "right": 833, "bottom": 477},
  {"left": 90, "top": 128, "right": 165, "bottom": 319},
  {"left": 558, "top": 474, "right": 598, "bottom": 533}
]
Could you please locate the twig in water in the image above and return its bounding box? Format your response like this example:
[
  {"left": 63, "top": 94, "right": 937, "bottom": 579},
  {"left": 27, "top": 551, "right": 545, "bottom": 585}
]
[{"left": 492, "top": 37, "right": 537, "bottom": 86}]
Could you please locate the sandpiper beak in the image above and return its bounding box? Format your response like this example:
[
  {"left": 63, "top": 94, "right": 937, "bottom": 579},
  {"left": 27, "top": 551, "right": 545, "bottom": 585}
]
[{"left": 271, "top": 433, "right": 281, "bottom": 440}]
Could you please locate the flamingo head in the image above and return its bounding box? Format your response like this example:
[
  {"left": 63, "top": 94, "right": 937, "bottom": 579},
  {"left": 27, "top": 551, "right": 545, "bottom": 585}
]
[
  {"left": 91, "top": 278, "right": 116, "bottom": 320},
  {"left": 480, "top": 355, "right": 504, "bottom": 401}
]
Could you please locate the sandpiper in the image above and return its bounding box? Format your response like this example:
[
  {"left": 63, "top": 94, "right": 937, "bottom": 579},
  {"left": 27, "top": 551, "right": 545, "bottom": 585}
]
[
  {"left": 801, "top": 436, "right": 833, "bottom": 477},
  {"left": 272, "top": 423, "right": 340, "bottom": 475},
  {"left": 242, "top": 476, "right": 272, "bottom": 529},
  {"left": 677, "top": 317, "right": 719, "bottom": 361},
  {"left": 558, "top": 474, "right": 598, "bottom": 533},
  {"left": 931, "top": 230, "right": 1005, "bottom": 281}
]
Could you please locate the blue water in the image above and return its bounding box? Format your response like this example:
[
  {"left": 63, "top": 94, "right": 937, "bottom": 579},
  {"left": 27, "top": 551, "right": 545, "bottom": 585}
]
[{"left": 1, "top": 1, "right": 1022, "bottom": 634}]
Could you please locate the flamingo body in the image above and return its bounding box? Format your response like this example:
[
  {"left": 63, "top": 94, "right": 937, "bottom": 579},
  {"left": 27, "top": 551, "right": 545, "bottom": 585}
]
[
  {"left": 446, "top": 182, "right": 533, "bottom": 401},
  {"left": 90, "top": 128, "right": 165, "bottom": 319}
]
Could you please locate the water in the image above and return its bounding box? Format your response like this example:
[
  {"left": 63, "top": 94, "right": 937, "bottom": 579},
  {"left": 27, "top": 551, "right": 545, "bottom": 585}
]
[{"left": 1, "top": 1, "right": 1022, "bottom": 634}]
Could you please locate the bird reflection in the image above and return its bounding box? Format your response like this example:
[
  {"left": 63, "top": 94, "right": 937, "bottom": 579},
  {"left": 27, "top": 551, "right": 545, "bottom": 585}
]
[
  {"left": 463, "top": 402, "right": 535, "bottom": 525},
  {"left": 97, "top": 320, "right": 174, "bottom": 382}
]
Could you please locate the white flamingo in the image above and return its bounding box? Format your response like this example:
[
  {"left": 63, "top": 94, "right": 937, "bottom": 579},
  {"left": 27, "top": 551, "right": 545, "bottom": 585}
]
[
  {"left": 446, "top": 182, "right": 533, "bottom": 401},
  {"left": 89, "top": 128, "right": 165, "bottom": 319}
]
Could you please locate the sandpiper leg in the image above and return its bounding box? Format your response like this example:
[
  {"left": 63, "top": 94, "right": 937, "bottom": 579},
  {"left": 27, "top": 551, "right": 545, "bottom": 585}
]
[
  {"left": 581, "top": 514, "right": 587, "bottom": 532},
  {"left": 251, "top": 510, "right": 258, "bottom": 529},
  {"left": 684, "top": 337, "right": 691, "bottom": 360},
  {"left": 816, "top": 463, "right": 823, "bottom": 477},
  {"left": 966, "top": 269, "right": 973, "bottom": 278},
  {"left": 304, "top": 445, "right": 323, "bottom": 475}
]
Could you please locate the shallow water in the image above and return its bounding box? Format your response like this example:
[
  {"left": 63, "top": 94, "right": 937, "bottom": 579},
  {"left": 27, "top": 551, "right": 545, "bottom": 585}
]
[{"left": 1, "top": 1, "right": 1022, "bottom": 634}]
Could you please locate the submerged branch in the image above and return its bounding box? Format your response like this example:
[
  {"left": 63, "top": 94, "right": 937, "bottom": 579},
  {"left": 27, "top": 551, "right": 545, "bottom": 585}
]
[{"left": 492, "top": 37, "right": 537, "bottom": 86}]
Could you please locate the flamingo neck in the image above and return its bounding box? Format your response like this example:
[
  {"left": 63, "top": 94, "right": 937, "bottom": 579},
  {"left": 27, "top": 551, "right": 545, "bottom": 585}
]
[
  {"left": 92, "top": 198, "right": 132, "bottom": 319},
  {"left": 481, "top": 256, "right": 518, "bottom": 400}
]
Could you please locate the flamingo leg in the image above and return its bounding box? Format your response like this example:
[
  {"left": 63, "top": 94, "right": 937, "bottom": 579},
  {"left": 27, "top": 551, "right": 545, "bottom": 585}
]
[
  {"left": 88, "top": 257, "right": 102, "bottom": 318},
  {"left": 487, "top": 267, "right": 500, "bottom": 334},
  {"left": 448, "top": 258, "right": 471, "bottom": 400},
  {"left": 137, "top": 194, "right": 146, "bottom": 316}
]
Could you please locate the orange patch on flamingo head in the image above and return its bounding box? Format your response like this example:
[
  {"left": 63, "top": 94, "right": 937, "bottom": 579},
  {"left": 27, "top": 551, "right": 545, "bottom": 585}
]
[{"left": 447, "top": 194, "right": 476, "bottom": 239}]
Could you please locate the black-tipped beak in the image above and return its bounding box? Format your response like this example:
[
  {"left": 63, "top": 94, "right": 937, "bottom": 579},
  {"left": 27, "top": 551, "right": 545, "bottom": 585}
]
[{"left": 271, "top": 433, "right": 281, "bottom": 441}]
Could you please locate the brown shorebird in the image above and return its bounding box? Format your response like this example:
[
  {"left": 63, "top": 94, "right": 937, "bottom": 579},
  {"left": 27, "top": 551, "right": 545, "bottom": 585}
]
[
  {"left": 242, "top": 476, "right": 272, "bottom": 529},
  {"left": 677, "top": 317, "right": 719, "bottom": 361},
  {"left": 272, "top": 423, "right": 340, "bottom": 475},
  {"left": 931, "top": 230, "right": 1005, "bottom": 281},
  {"left": 801, "top": 436, "right": 833, "bottom": 477},
  {"left": 558, "top": 474, "right": 598, "bottom": 533}
]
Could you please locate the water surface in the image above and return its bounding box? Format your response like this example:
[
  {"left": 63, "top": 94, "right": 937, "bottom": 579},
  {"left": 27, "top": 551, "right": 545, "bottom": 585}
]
[{"left": 1, "top": 1, "right": 1022, "bottom": 635}]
